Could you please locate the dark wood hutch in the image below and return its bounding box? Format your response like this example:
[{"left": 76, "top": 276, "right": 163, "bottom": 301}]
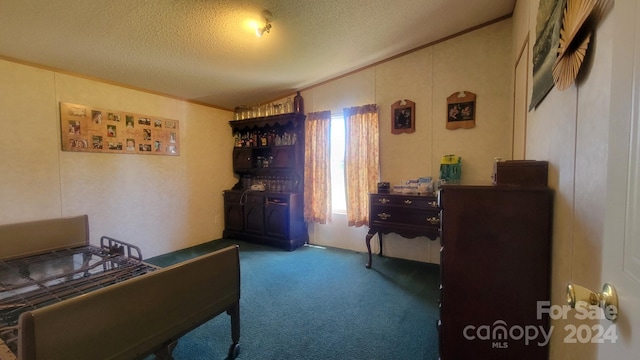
[{"left": 223, "top": 113, "right": 308, "bottom": 251}]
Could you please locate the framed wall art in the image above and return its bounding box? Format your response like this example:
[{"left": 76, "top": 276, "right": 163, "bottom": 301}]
[
  {"left": 530, "top": 0, "right": 567, "bottom": 109},
  {"left": 446, "top": 91, "right": 476, "bottom": 130},
  {"left": 60, "top": 102, "right": 180, "bottom": 156},
  {"left": 391, "top": 99, "right": 415, "bottom": 134}
]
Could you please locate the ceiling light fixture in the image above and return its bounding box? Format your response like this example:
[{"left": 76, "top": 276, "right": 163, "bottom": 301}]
[{"left": 256, "top": 10, "right": 273, "bottom": 37}]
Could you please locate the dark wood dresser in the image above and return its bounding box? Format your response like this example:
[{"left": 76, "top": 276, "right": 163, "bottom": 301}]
[
  {"left": 365, "top": 192, "right": 440, "bottom": 268},
  {"left": 438, "top": 184, "right": 552, "bottom": 359}
]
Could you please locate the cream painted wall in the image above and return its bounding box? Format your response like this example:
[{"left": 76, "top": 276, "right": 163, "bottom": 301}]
[
  {"left": 0, "top": 59, "right": 236, "bottom": 258},
  {"left": 513, "top": 0, "right": 613, "bottom": 358},
  {"left": 0, "top": 61, "right": 62, "bottom": 221},
  {"left": 304, "top": 19, "right": 513, "bottom": 264}
]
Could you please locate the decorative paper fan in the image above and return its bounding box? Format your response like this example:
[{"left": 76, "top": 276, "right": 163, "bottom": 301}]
[
  {"left": 553, "top": 32, "right": 591, "bottom": 90},
  {"left": 552, "top": 0, "right": 596, "bottom": 91}
]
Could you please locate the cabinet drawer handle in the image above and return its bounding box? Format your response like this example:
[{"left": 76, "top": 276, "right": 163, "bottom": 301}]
[
  {"left": 427, "top": 216, "right": 440, "bottom": 225},
  {"left": 428, "top": 200, "right": 438, "bottom": 208},
  {"left": 377, "top": 212, "right": 391, "bottom": 220},
  {"left": 378, "top": 198, "right": 390, "bottom": 204},
  {"left": 404, "top": 199, "right": 412, "bottom": 204}
]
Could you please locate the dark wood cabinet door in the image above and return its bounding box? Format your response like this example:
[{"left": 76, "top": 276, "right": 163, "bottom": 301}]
[
  {"left": 265, "top": 200, "right": 289, "bottom": 238},
  {"left": 271, "top": 146, "right": 295, "bottom": 168},
  {"left": 232, "top": 148, "right": 252, "bottom": 171},
  {"left": 223, "top": 192, "right": 243, "bottom": 232},
  {"left": 224, "top": 203, "right": 243, "bottom": 232},
  {"left": 243, "top": 195, "right": 265, "bottom": 235}
]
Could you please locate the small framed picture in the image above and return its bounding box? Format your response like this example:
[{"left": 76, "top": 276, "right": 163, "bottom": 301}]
[
  {"left": 391, "top": 100, "right": 415, "bottom": 134},
  {"left": 446, "top": 91, "right": 476, "bottom": 129}
]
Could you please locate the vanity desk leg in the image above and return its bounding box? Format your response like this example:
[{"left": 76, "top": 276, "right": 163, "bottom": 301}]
[{"left": 365, "top": 229, "right": 383, "bottom": 269}]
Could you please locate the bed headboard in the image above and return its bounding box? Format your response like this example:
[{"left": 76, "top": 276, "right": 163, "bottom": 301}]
[{"left": 0, "top": 215, "right": 89, "bottom": 261}]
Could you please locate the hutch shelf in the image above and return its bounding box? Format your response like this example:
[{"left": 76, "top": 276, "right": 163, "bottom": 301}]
[{"left": 223, "top": 113, "right": 308, "bottom": 251}]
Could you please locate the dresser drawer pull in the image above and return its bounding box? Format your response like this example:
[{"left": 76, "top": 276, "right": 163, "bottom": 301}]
[
  {"left": 427, "top": 216, "right": 440, "bottom": 225},
  {"left": 377, "top": 212, "right": 391, "bottom": 220},
  {"left": 378, "top": 198, "right": 390, "bottom": 204},
  {"left": 404, "top": 199, "right": 412, "bottom": 204},
  {"left": 428, "top": 200, "right": 438, "bottom": 208}
]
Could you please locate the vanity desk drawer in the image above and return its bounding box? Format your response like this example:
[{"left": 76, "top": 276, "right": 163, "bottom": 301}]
[{"left": 371, "top": 194, "right": 439, "bottom": 210}]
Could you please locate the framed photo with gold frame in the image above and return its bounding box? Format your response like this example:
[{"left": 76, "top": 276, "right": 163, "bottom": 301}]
[{"left": 391, "top": 99, "right": 415, "bottom": 134}]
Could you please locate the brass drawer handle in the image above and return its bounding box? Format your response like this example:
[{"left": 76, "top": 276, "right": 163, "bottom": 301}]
[
  {"left": 377, "top": 212, "right": 391, "bottom": 220},
  {"left": 427, "top": 216, "right": 440, "bottom": 225},
  {"left": 378, "top": 198, "right": 390, "bottom": 204},
  {"left": 404, "top": 199, "right": 412, "bottom": 204},
  {"left": 428, "top": 200, "right": 438, "bottom": 208}
]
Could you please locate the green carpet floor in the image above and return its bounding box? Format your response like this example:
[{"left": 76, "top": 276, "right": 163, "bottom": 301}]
[{"left": 145, "top": 239, "right": 441, "bottom": 360}]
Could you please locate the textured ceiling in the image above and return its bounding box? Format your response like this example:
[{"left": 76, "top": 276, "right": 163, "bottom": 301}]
[{"left": 0, "top": 0, "right": 514, "bottom": 110}]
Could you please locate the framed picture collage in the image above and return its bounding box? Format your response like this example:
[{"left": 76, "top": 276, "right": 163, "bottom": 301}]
[{"left": 60, "top": 102, "right": 179, "bottom": 156}]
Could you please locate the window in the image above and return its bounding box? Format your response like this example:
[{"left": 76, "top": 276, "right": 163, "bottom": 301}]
[{"left": 330, "top": 113, "right": 346, "bottom": 213}]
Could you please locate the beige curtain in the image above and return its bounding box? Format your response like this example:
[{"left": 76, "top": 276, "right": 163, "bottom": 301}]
[
  {"left": 344, "top": 104, "right": 379, "bottom": 227},
  {"left": 303, "top": 110, "right": 332, "bottom": 224}
]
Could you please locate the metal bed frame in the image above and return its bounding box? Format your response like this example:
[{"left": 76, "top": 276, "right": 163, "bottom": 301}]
[
  {"left": 0, "top": 236, "right": 158, "bottom": 356},
  {"left": 0, "top": 216, "right": 240, "bottom": 360}
]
